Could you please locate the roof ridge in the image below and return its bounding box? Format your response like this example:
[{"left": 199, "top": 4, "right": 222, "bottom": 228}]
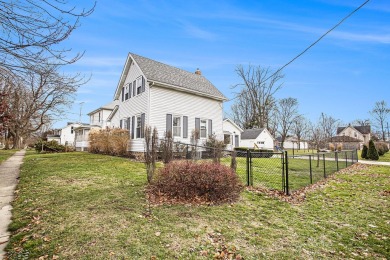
[{"left": 130, "top": 52, "right": 204, "bottom": 78}]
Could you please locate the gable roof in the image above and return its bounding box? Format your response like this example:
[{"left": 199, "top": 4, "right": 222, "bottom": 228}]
[
  {"left": 337, "top": 125, "right": 371, "bottom": 135},
  {"left": 115, "top": 53, "right": 226, "bottom": 101},
  {"left": 223, "top": 118, "right": 244, "bottom": 133},
  {"left": 87, "top": 100, "right": 118, "bottom": 116},
  {"left": 241, "top": 128, "right": 266, "bottom": 140}
]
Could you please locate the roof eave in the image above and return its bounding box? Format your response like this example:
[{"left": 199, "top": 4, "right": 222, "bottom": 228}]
[{"left": 150, "top": 80, "right": 227, "bottom": 102}]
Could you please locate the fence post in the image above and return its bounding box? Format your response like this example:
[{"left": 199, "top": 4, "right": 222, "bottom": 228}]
[
  {"left": 282, "top": 152, "right": 285, "bottom": 193},
  {"left": 309, "top": 155, "right": 313, "bottom": 184},
  {"left": 335, "top": 152, "right": 339, "bottom": 171},
  {"left": 246, "top": 150, "right": 250, "bottom": 186},
  {"left": 250, "top": 152, "right": 253, "bottom": 186},
  {"left": 285, "top": 151, "right": 289, "bottom": 195},
  {"left": 323, "top": 154, "right": 326, "bottom": 178},
  {"left": 345, "top": 151, "right": 348, "bottom": 167}
]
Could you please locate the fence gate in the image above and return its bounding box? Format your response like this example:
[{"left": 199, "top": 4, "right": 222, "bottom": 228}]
[{"left": 246, "top": 151, "right": 287, "bottom": 194}]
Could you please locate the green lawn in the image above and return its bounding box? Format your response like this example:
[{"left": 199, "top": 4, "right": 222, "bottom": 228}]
[
  {"left": 357, "top": 149, "right": 390, "bottom": 162},
  {"left": 222, "top": 154, "right": 355, "bottom": 192},
  {"left": 0, "top": 149, "right": 18, "bottom": 164},
  {"left": 6, "top": 152, "right": 390, "bottom": 259}
]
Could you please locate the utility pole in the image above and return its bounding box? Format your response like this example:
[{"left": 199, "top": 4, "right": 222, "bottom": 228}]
[
  {"left": 79, "top": 102, "right": 85, "bottom": 123},
  {"left": 387, "top": 122, "right": 389, "bottom": 142}
]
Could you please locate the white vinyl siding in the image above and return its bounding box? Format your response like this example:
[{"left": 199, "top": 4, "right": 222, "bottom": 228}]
[
  {"left": 110, "top": 62, "right": 148, "bottom": 151},
  {"left": 149, "top": 86, "right": 223, "bottom": 144}
]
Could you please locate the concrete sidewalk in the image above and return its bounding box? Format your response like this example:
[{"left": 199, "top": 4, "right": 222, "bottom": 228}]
[
  {"left": 0, "top": 150, "right": 25, "bottom": 259},
  {"left": 358, "top": 160, "right": 390, "bottom": 166}
]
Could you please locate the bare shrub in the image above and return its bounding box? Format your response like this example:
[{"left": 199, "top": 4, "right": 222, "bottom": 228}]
[
  {"left": 144, "top": 126, "right": 158, "bottom": 183},
  {"left": 88, "top": 128, "right": 129, "bottom": 156},
  {"left": 230, "top": 151, "right": 237, "bottom": 171},
  {"left": 375, "top": 141, "right": 389, "bottom": 156},
  {"left": 205, "top": 133, "right": 226, "bottom": 163},
  {"left": 337, "top": 143, "right": 343, "bottom": 151},
  {"left": 191, "top": 129, "right": 200, "bottom": 159},
  {"left": 149, "top": 161, "right": 243, "bottom": 204},
  {"left": 160, "top": 131, "right": 173, "bottom": 163},
  {"left": 329, "top": 143, "right": 335, "bottom": 151}
]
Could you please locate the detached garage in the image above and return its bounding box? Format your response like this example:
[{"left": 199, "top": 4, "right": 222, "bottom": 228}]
[{"left": 240, "top": 128, "right": 275, "bottom": 150}]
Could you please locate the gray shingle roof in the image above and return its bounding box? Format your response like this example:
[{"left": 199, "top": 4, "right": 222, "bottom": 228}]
[
  {"left": 241, "top": 128, "right": 265, "bottom": 140},
  {"left": 337, "top": 125, "right": 371, "bottom": 135},
  {"left": 130, "top": 53, "right": 226, "bottom": 100}
]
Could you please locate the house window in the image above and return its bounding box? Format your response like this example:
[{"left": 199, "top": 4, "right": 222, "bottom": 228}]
[
  {"left": 137, "top": 77, "right": 142, "bottom": 95},
  {"left": 224, "top": 134, "right": 230, "bottom": 144},
  {"left": 125, "top": 85, "right": 129, "bottom": 100},
  {"left": 71, "top": 126, "right": 74, "bottom": 134},
  {"left": 173, "top": 116, "right": 181, "bottom": 137},
  {"left": 136, "top": 116, "right": 141, "bottom": 138},
  {"left": 257, "top": 141, "right": 265, "bottom": 144},
  {"left": 98, "top": 112, "right": 101, "bottom": 122},
  {"left": 200, "top": 119, "right": 207, "bottom": 138}
]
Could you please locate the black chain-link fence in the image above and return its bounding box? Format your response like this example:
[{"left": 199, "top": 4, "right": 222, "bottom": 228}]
[{"left": 165, "top": 142, "right": 358, "bottom": 195}]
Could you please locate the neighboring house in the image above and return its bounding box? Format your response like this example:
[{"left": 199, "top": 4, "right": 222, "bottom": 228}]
[
  {"left": 88, "top": 100, "right": 119, "bottom": 128},
  {"left": 275, "top": 136, "right": 309, "bottom": 150},
  {"left": 334, "top": 125, "right": 371, "bottom": 150},
  {"left": 59, "top": 122, "right": 86, "bottom": 146},
  {"left": 240, "top": 128, "right": 274, "bottom": 149},
  {"left": 327, "top": 136, "right": 361, "bottom": 150},
  {"left": 74, "top": 125, "right": 100, "bottom": 151},
  {"left": 336, "top": 125, "right": 371, "bottom": 144},
  {"left": 89, "top": 52, "right": 227, "bottom": 152},
  {"left": 223, "top": 118, "right": 243, "bottom": 150},
  {"left": 46, "top": 134, "right": 61, "bottom": 143}
]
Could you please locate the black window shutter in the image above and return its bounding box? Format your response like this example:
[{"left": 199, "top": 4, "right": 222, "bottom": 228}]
[
  {"left": 195, "top": 118, "right": 200, "bottom": 139},
  {"left": 141, "top": 113, "right": 145, "bottom": 138},
  {"left": 127, "top": 117, "right": 131, "bottom": 130},
  {"left": 166, "top": 114, "right": 172, "bottom": 134},
  {"left": 141, "top": 76, "right": 145, "bottom": 93},
  {"left": 208, "top": 119, "right": 212, "bottom": 137},
  {"left": 133, "top": 80, "right": 136, "bottom": 96},
  {"left": 131, "top": 116, "right": 135, "bottom": 139},
  {"left": 129, "top": 83, "right": 132, "bottom": 98},
  {"left": 120, "top": 119, "right": 123, "bottom": 129},
  {"left": 121, "top": 87, "right": 124, "bottom": 102},
  {"left": 183, "top": 116, "right": 188, "bottom": 138}
]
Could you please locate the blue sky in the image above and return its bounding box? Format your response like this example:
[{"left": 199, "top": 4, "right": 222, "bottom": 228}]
[{"left": 57, "top": 0, "right": 390, "bottom": 129}]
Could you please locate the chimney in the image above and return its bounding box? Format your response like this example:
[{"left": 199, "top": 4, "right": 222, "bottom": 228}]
[{"left": 195, "top": 68, "right": 201, "bottom": 75}]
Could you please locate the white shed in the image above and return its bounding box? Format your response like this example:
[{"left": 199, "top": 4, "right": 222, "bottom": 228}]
[
  {"left": 223, "top": 118, "right": 243, "bottom": 150},
  {"left": 240, "top": 128, "right": 274, "bottom": 150}
]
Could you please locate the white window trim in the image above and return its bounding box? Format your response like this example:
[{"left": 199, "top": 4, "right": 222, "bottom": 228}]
[
  {"left": 200, "top": 119, "right": 207, "bottom": 139},
  {"left": 172, "top": 115, "right": 182, "bottom": 137},
  {"left": 136, "top": 76, "right": 142, "bottom": 95},
  {"left": 136, "top": 115, "right": 142, "bottom": 139}
]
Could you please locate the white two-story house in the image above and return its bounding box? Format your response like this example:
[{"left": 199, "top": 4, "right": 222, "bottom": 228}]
[{"left": 89, "top": 52, "right": 227, "bottom": 152}]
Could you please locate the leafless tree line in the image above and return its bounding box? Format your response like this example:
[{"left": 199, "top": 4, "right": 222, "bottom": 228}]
[{"left": 0, "top": 0, "right": 95, "bottom": 148}]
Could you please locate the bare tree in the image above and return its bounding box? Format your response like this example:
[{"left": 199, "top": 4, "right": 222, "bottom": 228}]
[
  {"left": 292, "top": 115, "right": 309, "bottom": 150},
  {"left": 276, "top": 97, "right": 300, "bottom": 148},
  {"left": 3, "top": 65, "right": 84, "bottom": 148},
  {"left": 351, "top": 119, "right": 371, "bottom": 126},
  {"left": 318, "top": 113, "right": 339, "bottom": 141},
  {"left": 0, "top": 0, "right": 95, "bottom": 73},
  {"left": 232, "top": 65, "right": 283, "bottom": 129},
  {"left": 370, "top": 100, "right": 390, "bottom": 141},
  {"left": 308, "top": 121, "right": 324, "bottom": 152}
]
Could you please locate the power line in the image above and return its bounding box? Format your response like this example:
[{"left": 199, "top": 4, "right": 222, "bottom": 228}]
[{"left": 227, "top": 0, "right": 370, "bottom": 103}]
